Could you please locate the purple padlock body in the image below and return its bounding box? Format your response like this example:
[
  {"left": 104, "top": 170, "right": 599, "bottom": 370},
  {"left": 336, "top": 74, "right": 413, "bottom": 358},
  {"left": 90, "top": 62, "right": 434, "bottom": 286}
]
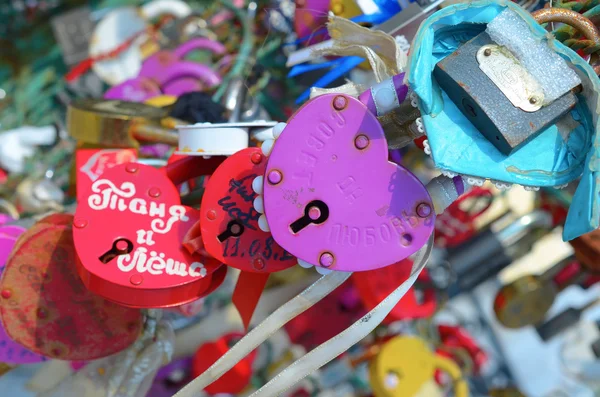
[
  {"left": 104, "top": 77, "right": 161, "bottom": 102},
  {"left": 0, "top": 228, "right": 48, "bottom": 364},
  {"left": 0, "top": 226, "right": 26, "bottom": 238},
  {"left": 141, "top": 38, "right": 226, "bottom": 84},
  {"left": 0, "top": 232, "right": 19, "bottom": 266},
  {"left": 147, "top": 357, "right": 194, "bottom": 397},
  {"left": 160, "top": 62, "right": 222, "bottom": 87},
  {"left": 0, "top": 214, "right": 13, "bottom": 226},
  {"left": 263, "top": 94, "right": 435, "bottom": 272},
  {"left": 162, "top": 77, "right": 205, "bottom": 97}
]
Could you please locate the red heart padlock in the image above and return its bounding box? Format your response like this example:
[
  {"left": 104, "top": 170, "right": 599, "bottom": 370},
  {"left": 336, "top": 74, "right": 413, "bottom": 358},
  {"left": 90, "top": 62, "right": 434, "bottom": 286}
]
[
  {"left": 436, "top": 325, "right": 488, "bottom": 375},
  {"left": 201, "top": 148, "right": 297, "bottom": 273},
  {"left": 284, "top": 283, "right": 364, "bottom": 350},
  {"left": 191, "top": 332, "right": 258, "bottom": 395},
  {"left": 73, "top": 157, "right": 227, "bottom": 308},
  {"left": 352, "top": 258, "right": 437, "bottom": 323},
  {"left": 0, "top": 214, "right": 143, "bottom": 360},
  {"left": 199, "top": 148, "right": 298, "bottom": 329}
]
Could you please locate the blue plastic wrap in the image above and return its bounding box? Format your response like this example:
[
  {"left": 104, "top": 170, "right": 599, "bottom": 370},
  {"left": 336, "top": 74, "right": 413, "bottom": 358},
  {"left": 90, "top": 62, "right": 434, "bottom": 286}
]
[{"left": 406, "top": 0, "right": 600, "bottom": 240}]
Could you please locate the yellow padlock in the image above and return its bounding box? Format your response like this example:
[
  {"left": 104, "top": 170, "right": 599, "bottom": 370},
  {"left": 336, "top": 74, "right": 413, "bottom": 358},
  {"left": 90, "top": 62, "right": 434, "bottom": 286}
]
[
  {"left": 145, "top": 95, "right": 177, "bottom": 108},
  {"left": 68, "top": 99, "right": 179, "bottom": 147},
  {"left": 329, "top": 0, "right": 362, "bottom": 19},
  {"left": 369, "top": 336, "right": 469, "bottom": 397}
]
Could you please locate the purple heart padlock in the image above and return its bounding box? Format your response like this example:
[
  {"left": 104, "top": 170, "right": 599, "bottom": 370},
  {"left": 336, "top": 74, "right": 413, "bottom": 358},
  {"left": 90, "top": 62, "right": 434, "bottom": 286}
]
[
  {"left": 105, "top": 38, "right": 225, "bottom": 101},
  {"left": 0, "top": 225, "right": 48, "bottom": 364},
  {"left": 262, "top": 94, "right": 435, "bottom": 273},
  {"left": 104, "top": 77, "right": 162, "bottom": 102},
  {"left": 139, "top": 38, "right": 224, "bottom": 87}
]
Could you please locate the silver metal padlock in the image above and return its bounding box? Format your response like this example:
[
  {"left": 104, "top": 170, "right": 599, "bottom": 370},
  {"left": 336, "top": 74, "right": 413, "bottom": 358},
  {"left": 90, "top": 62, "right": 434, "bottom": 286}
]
[{"left": 434, "top": 31, "right": 578, "bottom": 155}]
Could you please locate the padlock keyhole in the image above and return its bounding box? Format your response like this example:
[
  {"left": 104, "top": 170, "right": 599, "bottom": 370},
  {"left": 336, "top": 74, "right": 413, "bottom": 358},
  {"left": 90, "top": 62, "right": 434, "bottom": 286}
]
[
  {"left": 290, "top": 200, "right": 329, "bottom": 234},
  {"left": 99, "top": 238, "right": 134, "bottom": 264},
  {"left": 218, "top": 220, "right": 245, "bottom": 242}
]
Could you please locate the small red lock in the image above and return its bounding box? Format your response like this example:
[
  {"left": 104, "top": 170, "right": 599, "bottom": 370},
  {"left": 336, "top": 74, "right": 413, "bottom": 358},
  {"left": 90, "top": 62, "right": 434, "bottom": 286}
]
[
  {"left": 353, "top": 258, "right": 437, "bottom": 324},
  {"left": 200, "top": 148, "right": 297, "bottom": 274},
  {"left": 192, "top": 332, "right": 258, "bottom": 395},
  {"left": 285, "top": 284, "right": 364, "bottom": 350},
  {"left": 167, "top": 153, "right": 206, "bottom": 194},
  {"left": 434, "top": 324, "right": 487, "bottom": 384},
  {"left": 438, "top": 325, "right": 487, "bottom": 374},
  {"left": 434, "top": 187, "right": 493, "bottom": 248}
]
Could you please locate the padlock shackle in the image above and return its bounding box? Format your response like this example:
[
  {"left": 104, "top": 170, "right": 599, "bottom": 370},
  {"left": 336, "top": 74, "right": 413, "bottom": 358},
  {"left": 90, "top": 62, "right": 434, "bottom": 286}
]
[
  {"left": 173, "top": 38, "right": 227, "bottom": 59},
  {"left": 160, "top": 61, "right": 223, "bottom": 88},
  {"left": 162, "top": 155, "right": 226, "bottom": 186},
  {"left": 532, "top": 8, "right": 600, "bottom": 48},
  {"left": 432, "top": 354, "right": 469, "bottom": 397}
]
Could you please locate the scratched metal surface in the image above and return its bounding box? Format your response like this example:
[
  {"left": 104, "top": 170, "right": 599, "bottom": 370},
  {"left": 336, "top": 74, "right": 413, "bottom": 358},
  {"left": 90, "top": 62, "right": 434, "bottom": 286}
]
[{"left": 434, "top": 31, "right": 577, "bottom": 155}]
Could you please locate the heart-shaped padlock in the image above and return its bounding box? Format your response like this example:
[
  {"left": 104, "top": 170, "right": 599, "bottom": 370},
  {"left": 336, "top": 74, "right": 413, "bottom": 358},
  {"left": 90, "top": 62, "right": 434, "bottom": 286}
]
[
  {"left": 284, "top": 283, "right": 363, "bottom": 350},
  {"left": 262, "top": 94, "right": 435, "bottom": 272},
  {"left": 73, "top": 157, "right": 226, "bottom": 308},
  {"left": 353, "top": 258, "right": 437, "bottom": 323},
  {"left": 105, "top": 38, "right": 225, "bottom": 102},
  {"left": 199, "top": 148, "right": 299, "bottom": 329},
  {"left": 0, "top": 223, "right": 48, "bottom": 364},
  {"left": 191, "top": 332, "right": 258, "bottom": 395},
  {"left": 139, "top": 38, "right": 225, "bottom": 86},
  {"left": 0, "top": 214, "right": 143, "bottom": 361},
  {"left": 201, "top": 147, "right": 297, "bottom": 273}
]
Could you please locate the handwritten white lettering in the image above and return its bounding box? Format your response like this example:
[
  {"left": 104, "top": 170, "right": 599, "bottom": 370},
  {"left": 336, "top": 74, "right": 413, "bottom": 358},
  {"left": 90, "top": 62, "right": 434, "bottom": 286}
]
[
  {"left": 117, "top": 247, "right": 204, "bottom": 278},
  {"left": 89, "top": 179, "right": 189, "bottom": 234}
]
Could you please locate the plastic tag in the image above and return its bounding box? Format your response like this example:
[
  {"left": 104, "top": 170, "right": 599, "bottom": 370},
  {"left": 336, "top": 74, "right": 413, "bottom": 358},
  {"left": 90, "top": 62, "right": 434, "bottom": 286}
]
[
  {"left": 263, "top": 94, "right": 435, "bottom": 272},
  {"left": 73, "top": 162, "right": 224, "bottom": 308},
  {"left": 0, "top": 214, "right": 143, "bottom": 361}
]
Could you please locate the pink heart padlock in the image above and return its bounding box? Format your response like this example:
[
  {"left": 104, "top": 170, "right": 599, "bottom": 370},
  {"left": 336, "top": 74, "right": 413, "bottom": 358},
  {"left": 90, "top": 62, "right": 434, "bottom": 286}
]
[
  {"left": 140, "top": 38, "right": 226, "bottom": 85},
  {"left": 262, "top": 94, "right": 435, "bottom": 272}
]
